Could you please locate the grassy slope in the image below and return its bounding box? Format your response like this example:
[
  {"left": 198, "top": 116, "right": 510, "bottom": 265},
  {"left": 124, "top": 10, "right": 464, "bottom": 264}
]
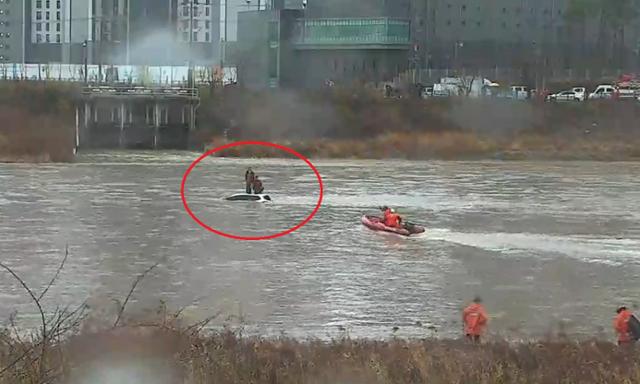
[
  {"left": 1, "top": 83, "right": 639, "bottom": 161},
  {"left": 201, "top": 87, "right": 640, "bottom": 161},
  {"left": 0, "top": 82, "right": 76, "bottom": 162},
  {"left": 1, "top": 325, "right": 638, "bottom": 384}
]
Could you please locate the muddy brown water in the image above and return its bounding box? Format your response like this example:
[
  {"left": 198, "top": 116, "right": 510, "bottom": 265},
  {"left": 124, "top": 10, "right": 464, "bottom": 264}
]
[{"left": 0, "top": 151, "right": 639, "bottom": 340}]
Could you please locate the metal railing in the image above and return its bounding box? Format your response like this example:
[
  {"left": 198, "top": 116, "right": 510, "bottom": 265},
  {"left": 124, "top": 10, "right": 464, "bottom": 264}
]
[
  {"left": 0, "top": 63, "right": 237, "bottom": 85},
  {"left": 399, "top": 67, "right": 631, "bottom": 86},
  {"left": 293, "top": 17, "right": 411, "bottom": 46},
  {"left": 80, "top": 85, "right": 199, "bottom": 98}
]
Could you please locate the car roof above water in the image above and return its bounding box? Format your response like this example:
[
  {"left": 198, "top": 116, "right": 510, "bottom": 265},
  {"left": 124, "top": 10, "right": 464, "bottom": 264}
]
[{"left": 226, "top": 194, "right": 271, "bottom": 202}]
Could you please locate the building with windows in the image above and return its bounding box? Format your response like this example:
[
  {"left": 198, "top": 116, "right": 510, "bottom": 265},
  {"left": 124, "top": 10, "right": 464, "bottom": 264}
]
[
  {"left": 15, "top": 0, "right": 220, "bottom": 65},
  {"left": 0, "top": 0, "right": 26, "bottom": 63},
  {"left": 237, "top": 0, "right": 640, "bottom": 88},
  {"left": 127, "top": 0, "right": 220, "bottom": 65},
  {"left": 31, "top": 0, "right": 62, "bottom": 44},
  {"left": 26, "top": 0, "right": 126, "bottom": 64},
  {"left": 414, "top": 0, "right": 574, "bottom": 69},
  {"left": 416, "top": 0, "right": 640, "bottom": 71},
  {"left": 236, "top": 0, "right": 413, "bottom": 89},
  {"left": 6, "top": 0, "right": 640, "bottom": 74},
  {"left": 177, "top": 0, "right": 216, "bottom": 45}
]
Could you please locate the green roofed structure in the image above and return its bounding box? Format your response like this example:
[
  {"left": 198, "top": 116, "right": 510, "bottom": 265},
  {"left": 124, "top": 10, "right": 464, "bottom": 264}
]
[
  {"left": 236, "top": 8, "right": 412, "bottom": 89},
  {"left": 293, "top": 18, "right": 411, "bottom": 49}
]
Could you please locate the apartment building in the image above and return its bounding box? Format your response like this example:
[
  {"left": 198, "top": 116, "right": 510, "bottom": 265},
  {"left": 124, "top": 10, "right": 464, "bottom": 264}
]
[
  {"left": 17, "top": 0, "right": 220, "bottom": 65},
  {"left": 0, "top": 0, "right": 25, "bottom": 63}
]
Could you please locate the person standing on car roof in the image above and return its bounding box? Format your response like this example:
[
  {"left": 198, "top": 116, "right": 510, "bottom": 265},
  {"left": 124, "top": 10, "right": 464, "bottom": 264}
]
[
  {"left": 252, "top": 175, "right": 264, "bottom": 194},
  {"left": 245, "top": 167, "right": 255, "bottom": 194}
]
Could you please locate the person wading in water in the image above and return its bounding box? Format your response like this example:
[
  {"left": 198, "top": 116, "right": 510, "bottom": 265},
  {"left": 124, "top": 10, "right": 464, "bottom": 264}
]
[
  {"left": 614, "top": 306, "right": 640, "bottom": 347},
  {"left": 463, "top": 296, "right": 488, "bottom": 343}
]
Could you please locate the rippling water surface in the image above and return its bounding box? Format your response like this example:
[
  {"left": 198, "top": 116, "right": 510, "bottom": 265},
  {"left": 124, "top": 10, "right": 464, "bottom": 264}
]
[{"left": 1, "top": 151, "right": 639, "bottom": 339}]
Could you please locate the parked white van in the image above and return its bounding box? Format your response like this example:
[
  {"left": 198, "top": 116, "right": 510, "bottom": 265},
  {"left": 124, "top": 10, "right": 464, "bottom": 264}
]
[{"left": 589, "top": 85, "right": 615, "bottom": 99}]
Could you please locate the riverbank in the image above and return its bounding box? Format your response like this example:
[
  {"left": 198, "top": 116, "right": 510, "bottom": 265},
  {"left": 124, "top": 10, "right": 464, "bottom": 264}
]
[
  {"left": 3, "top": 82, "right": 640, "bottom": 162},
  {"left": 2, "top": 323, "right": 638, "bottom": 384},
  {"left": 0, "top": 112, "right": 75, "bottom": 163},
  {"left": 208, "top": 131, "right": 640, "bottom": 161},
  {"left": 0, "top": 83, "right": 75, "bottom": 163},
  {"left": 201, "top": 86, "right": 640, "bottom": 161}
]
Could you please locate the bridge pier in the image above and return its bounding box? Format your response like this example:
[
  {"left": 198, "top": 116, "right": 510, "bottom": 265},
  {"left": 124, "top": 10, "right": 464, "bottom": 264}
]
[
  {"left": 189, "top": 104, "right": 196, "bottom": 132},
  {"left": 119, "top": 102, "right": 126, "bottom": 148},
  {"left": 83, "top": 101, "right": 91, "bottom": 147},
  {"left": 79, "top": 86, "right": 199, "bottom": 150},
  {"left": 153, "top": 102, "right": 160, "bottom": 149},
  {"left": 74, "top": 106, "right": 79, "bottom": 154}
]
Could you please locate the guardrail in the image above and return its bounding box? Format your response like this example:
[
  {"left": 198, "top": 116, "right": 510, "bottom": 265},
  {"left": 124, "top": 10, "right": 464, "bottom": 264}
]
[
  {"left": 0, "top": 63, "right": 237, "bottom": 85},
  {"left": 80, "top": 85, "right": 199, "bottom": 98},
  {"left": 399, "top": 67, "right": 632, "bottom": 86}
]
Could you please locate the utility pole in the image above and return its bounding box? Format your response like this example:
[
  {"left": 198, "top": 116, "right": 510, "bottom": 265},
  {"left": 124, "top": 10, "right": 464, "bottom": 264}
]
[
  {"left": 98, "top": 17, "right": 103, "bottom": 83},
  {"left": 220, "top": 0, "right": 227, "bottom": 69},
  {"left": 67, "top": 0, "right": 73, "bottom": 65},
  {"left": 189, "top": 0, "right": 194, "bottom": 88},
  {"left": 224, "top": 0, "right": 228, "bottom": 44},
  {"left": 83, "top": 39, "right": 88, "bottom": 83},
  {"left": 126, "top": 0, "right": 130, "bottom": 65},
  {"left": 190, "top": 0, "right": 194, "bottom": 50}
]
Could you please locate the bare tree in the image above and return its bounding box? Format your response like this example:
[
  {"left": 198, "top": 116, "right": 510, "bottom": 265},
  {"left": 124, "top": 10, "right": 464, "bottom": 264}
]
[
  {"left": 113, "top": 262, "right": 160, "bottom": 327},
  {"left": 457, "top": 74, "right": 478, "bottom": 97}
]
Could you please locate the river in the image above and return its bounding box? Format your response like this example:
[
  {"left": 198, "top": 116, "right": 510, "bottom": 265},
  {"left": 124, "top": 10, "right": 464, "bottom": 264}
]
[{"left": 1, "top": 151, "right": 639, "bottom": 340}]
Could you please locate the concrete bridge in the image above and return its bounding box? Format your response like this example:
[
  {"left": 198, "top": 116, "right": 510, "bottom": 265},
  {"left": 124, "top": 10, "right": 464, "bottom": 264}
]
[{"left": 77, "top": 85, "right": 200, "bottom": 150}]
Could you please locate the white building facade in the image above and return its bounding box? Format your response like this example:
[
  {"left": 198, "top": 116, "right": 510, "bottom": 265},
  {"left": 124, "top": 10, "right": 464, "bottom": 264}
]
[{"left": 177, "top": 0, "right": 216, "bottom": 44}]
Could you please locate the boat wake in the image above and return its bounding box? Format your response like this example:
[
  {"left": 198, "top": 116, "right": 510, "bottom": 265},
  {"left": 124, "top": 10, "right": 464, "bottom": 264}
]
[{"left": 424, "top": 228, "right": 640, "bottom": 266}]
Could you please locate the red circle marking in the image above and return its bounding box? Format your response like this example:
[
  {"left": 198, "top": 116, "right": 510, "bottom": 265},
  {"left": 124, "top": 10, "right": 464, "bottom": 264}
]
[{"left": 180, "top": 141, "right": 324, "bottom": 241}]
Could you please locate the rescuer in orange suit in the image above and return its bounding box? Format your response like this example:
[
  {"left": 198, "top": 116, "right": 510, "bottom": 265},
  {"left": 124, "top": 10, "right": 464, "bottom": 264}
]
[
  {"left": 614, "top": 306, "right": 636, "bottom": 346},
  {"left": 381, "top": 206, "right": 402, "bottom": 228},
  {"left": 463, "top": 296, "right": 488, "bottom": 343}
]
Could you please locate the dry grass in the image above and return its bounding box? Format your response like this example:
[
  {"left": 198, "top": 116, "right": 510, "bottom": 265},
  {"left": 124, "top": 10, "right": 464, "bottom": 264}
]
[
  {"left": 201, "top": 87, "right": 640, "bottom": 161},
  {"left": 208, "top": 130, "right": 640, "bottom": 161},
  {"left": 2, "top": 323, "right": 640, "bottom": 384},
  {"left": 0, "top": 82, "right": 76, "bottom": 162},
  {"left": 0, "top": 107, "right": 75, "bottom": 162},
  {"left": 1, "top": 82, "right": 640, "bottom": 162}
]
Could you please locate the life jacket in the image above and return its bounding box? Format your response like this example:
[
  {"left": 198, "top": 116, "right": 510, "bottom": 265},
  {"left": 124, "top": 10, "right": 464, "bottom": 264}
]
[
  {"left": 385, "top": 213, "right": 401, "bottom": 228},
  {"left": 614, "top": 309, "right": 633, "bottom": 342},
  {"left": 463, "top": 303, "right": 488, "bottom": 336}
]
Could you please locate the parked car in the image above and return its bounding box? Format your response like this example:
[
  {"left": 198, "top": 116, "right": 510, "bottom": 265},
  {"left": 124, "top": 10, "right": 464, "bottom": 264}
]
[
  {"left": 572, "top": 87, "right": 587, "bottom": 101},
  {"left": 589, "top": 84, "right": 615, "bottom": 99},
  {"left": 432, "top": 83, "right": 451, "bottom": 97},
  {"left": 421, "top": 86, "right": 434, "bottom": 99},
  {"left": 547, "top": 88, "right": 585, "bottom": 102},
  {"left": 615, "top": 84, "right": 640, "bottom": 100},
  {"left": 547, "top": 90, "right": 582, "bottom": 102}
]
